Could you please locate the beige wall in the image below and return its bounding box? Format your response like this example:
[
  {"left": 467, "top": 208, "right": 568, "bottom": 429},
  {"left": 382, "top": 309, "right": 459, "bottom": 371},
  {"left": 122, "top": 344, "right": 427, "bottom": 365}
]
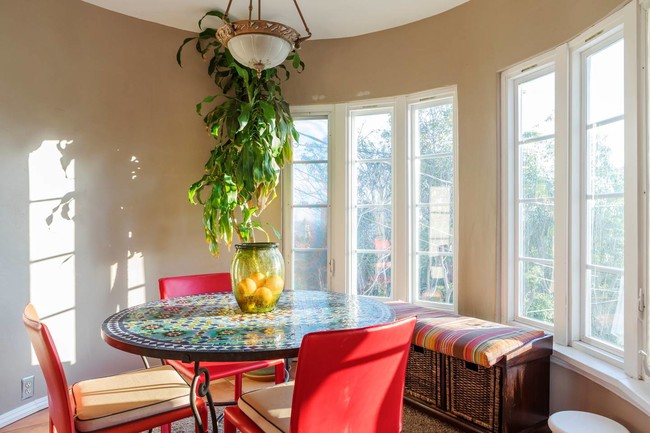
[
  {"left": 1, "top": 0, "right": 647, "bottom": 430},
  {"left": 0, "top": 0, "right": 279, "bottom": 416}
]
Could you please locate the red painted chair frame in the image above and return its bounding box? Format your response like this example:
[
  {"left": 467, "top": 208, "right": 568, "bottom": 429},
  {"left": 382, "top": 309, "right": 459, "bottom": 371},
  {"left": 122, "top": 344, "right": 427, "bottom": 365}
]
[
  {"left": 158, "top": 272, "right": 286, "bottom": 400},
  {"left": 223, "top": 317, "right": 416, "bottom": 433},
  {"left": 22, "top": 304, "right": 207, "bottom": 433}
]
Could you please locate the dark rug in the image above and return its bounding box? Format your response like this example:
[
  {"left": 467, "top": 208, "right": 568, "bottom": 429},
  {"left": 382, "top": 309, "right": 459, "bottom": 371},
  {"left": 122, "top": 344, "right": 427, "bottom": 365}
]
[{"left": 156, "top": 402, "right": 462, "bottom": 432}]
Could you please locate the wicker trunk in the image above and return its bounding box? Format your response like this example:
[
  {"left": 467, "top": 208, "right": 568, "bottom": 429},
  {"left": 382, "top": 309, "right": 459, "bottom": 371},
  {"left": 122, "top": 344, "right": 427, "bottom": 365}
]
[{"left": 404, "top": 334, "right": 553, "bottom": 433}]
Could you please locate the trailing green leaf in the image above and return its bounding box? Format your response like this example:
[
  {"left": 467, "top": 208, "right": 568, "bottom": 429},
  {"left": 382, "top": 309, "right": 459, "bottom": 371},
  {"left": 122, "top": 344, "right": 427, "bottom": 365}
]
[{"left": 178, "top": 9, "right": 304, "bottom": 255}]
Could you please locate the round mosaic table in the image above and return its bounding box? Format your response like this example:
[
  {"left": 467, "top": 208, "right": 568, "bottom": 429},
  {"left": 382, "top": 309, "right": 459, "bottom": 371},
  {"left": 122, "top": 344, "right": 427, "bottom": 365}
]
[
  {"left": 101, "top": 290, "right": 396, "bottom": 363},
  {"left": 103, "top": 290, "right": 394, "bottom": 433}
]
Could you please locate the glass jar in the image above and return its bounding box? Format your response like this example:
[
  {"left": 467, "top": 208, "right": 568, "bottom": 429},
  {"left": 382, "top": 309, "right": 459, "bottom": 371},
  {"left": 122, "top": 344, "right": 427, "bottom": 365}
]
[{"left": 231, "top": 242, "right": 285, "bottom": 313}]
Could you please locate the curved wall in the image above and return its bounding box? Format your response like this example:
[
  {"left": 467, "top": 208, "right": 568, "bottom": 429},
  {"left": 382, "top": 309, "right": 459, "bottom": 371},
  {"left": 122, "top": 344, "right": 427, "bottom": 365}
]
[{"left": 284, "top": 0, "right": 626, "bottom": 320}]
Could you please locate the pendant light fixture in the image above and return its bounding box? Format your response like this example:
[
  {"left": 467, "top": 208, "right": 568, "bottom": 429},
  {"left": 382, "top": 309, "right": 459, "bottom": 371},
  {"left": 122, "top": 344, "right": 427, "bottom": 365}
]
[{"left": 216, "top": 0, "right": 311, "bottom": 78}]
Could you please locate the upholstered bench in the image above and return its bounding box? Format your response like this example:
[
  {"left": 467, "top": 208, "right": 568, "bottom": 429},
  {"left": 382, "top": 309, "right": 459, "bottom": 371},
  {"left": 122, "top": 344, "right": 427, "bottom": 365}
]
[{"left": 388, "top": 301, "right": 553, "bottom": 433}]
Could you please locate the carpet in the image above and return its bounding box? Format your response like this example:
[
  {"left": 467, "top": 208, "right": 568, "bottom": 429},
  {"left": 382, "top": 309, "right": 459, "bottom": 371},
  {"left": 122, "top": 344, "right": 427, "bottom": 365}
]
[{"left": 158, "top": 402, "right": 462, "bottom": 433}]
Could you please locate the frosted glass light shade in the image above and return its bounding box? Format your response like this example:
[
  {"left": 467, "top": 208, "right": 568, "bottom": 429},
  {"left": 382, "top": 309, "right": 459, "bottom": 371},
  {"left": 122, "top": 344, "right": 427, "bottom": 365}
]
[{"left": 227, "top": 33, "right": 292, "bottom": 72}]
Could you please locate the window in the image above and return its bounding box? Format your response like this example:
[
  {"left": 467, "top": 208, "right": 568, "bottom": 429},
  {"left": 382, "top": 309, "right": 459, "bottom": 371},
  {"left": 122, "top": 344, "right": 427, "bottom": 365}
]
[
  {"left": 284, "top": 115, "right": 330, "bottom": 291},
  {"left": 288, "top": 89, "right": 458, "bottom": 307},
  {"left": 510, "top": 67, "right": 556, "bottom": 329},
  {"left": 580, "top": 36, "right": 625, "bottom": 352},
  {"left": 501, "top": 2, "right": 644, "bottom": 382},
  {"left": 410, "top": 96, "right": 457, "bottom": 307},
  {"left": 349, "top": 107, "right": 394, "bottom": 298}
]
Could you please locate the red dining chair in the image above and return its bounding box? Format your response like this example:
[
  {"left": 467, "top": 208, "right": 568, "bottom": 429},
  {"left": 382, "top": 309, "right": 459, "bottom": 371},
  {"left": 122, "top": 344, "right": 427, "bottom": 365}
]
[
  {"left": 158, "top": 272, "right": 286, "bottom": 402},
  {"left": 223, "top": 317, "right": 416, "bottom": 433},
  {"left": 22, "top": 303, "right": 207, "bottom": 433}
]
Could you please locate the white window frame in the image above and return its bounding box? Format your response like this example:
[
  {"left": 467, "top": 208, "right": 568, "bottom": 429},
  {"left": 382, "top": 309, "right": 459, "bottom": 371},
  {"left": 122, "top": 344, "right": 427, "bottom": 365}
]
[
  {"left": 290, "top": 89, "right": 458, "bottom": 307},
  {"left": 347, "top": 102, "right": 398, "bottom": 300},
  {"left": 407, "top": 88, "right": 459, "bottom": 311},
  {"left": 283, "top": 106, "right": 334, "bottom": 291},
  {"left": 501, "top": 1, "right": 650, "bottom": 414},
  {"left": 501, "top": 56, "right": 557, "bottom": 331}
]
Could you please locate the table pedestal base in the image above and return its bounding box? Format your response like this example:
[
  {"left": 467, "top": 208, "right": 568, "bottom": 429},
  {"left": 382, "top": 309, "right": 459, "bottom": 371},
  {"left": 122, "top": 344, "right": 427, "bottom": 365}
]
[{"left": 191, "top": 362, "right": 218, "bottom": 433}]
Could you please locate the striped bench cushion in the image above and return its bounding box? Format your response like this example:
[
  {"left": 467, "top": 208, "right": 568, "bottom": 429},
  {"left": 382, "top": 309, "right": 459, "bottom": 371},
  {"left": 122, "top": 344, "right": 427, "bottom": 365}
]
[{"left": 388, "top": 301, "right": 545, "bottom": 367}]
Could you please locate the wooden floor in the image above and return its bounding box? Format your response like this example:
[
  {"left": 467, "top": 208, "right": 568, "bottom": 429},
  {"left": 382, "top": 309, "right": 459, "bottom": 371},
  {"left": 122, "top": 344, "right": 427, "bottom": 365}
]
[{"left": 0, "top": 409, "right": 48, "bottom": 433}]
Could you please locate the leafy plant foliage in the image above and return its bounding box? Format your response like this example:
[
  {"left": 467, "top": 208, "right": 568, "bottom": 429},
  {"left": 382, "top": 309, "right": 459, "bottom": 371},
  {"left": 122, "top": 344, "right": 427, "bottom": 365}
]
[{"left": 178, "top": 10, "right": 304, "bottom": 255}]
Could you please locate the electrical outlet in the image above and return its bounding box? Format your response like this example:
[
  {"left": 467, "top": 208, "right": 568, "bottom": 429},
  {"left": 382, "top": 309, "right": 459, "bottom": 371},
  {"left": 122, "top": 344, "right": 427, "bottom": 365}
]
[{"left": 21, "top": 376, "right": 34, "bottom": 400}]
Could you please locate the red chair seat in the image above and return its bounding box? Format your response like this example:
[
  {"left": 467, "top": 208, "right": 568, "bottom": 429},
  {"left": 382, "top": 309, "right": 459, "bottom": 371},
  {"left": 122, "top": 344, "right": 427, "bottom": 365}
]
[{"left": 22, "top": 304, "right": 207, "bottom": 433}]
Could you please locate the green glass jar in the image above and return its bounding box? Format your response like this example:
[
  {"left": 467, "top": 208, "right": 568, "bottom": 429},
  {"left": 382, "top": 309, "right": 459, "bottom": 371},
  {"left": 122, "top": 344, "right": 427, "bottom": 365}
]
[{"left": 231, "top": 242, "right": 285, "bottom": 313}]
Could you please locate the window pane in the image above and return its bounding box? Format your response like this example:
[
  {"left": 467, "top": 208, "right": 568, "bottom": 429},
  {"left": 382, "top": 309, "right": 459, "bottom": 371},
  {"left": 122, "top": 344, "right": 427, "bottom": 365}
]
[
  {"left": 290, "top": 117, "right": 329, "bottom": 292},
  {"left": 417, "top": 206, "right": 453, "bottom": 253},
  {"left": 356, "top": 162, "right": 392, "bottom": 205},
  {"left": 293, "top": 118, "right": 328, "bottom": 161},
  {"left": 293, "top": 162, "right": 328, "bottom": 205},
  {"left": 293, "top": 207, "right": 327, "bottom": 249},
  {"left": 417, "top": 254, "right": 454, "bottom": 304},
  {"left": 356, "top": 252, "right": 392, "bottom": 297},
  {"left": 519, "top": 139, "right": 554, "bottom": 199},
  {"left": 586, "top": 39, "right": 624, "bottom": 125},
  {"left": 414, "top": 102, "right": 454, "bottom": 155},
  {"left": 586, "top": 120, "right": 624, "bottom": 195},
  {"left": 357, "top": 207, "right": 392, "bottom": 250},
  {"left": 587, "top": 197, "right": 624, "bottom": 268},
  {"left": 292, "top": 251, "right": 328, "bottom": 291},
  {"left": 586, "top": 269, "right": 624, "bottom": 348},
  {"left": 519, "top": 73, "right": 555, "bottom": 140},
  {"left": 583, "top": 34, "right": 625, "bottom": 354},
  {"left": 514, "top": 69, "right": 555, "bottom": 326},
  {"left": 520, "top": 202, "right": 554, "bottom": 259},
  {"left": 353, "top": 112, "right": 392, "bottom": 160},
  {"left": 418, "top": 157, "right": 453, "bottom": 204},
  {"left": 519, "top": 260, "right": 554, "bottom": 324}
]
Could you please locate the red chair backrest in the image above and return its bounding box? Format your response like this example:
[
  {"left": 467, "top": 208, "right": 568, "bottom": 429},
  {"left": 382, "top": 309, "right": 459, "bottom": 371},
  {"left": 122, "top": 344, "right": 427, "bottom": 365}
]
[
  {"left": 158, "top": 272, "right": 231, "bottom": 299},
  {"left": 290, "top": 317, "right": 416, "bottom": 433},
  {"left": 22, "top": 304, "right": 76, "bottom": 433}
]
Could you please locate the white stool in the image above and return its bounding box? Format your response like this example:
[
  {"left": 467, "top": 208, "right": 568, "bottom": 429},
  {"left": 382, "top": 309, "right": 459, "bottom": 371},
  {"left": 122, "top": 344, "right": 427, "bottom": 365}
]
[{"left": 548, "top": 411, "right": 630, "bottom": 433}]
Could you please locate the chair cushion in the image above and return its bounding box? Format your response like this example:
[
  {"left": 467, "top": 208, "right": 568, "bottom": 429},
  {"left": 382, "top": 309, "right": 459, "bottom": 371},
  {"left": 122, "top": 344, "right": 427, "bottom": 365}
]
[
  {"left": 71, "top": 365, "right": 191, "bottom": 432},
  {"left": 238, "top": 381, "right": 294, "bottom": 433}
]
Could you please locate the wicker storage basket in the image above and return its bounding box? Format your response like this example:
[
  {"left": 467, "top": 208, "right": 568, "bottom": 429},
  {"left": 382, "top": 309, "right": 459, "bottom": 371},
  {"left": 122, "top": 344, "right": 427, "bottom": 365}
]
[
  {"left": 446, "top": 355, "right": 502, "bottom": 432},
  {"left": 404, "top": 345, "right": 444, "bottom": 408}
]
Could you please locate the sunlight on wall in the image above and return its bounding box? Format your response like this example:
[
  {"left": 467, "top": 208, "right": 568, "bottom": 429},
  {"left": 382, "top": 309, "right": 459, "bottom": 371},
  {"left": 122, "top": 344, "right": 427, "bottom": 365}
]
[
  {"left": 130, "top": 155, "right": 141, "bottom": 180},
  {"left": 127, "top": 246, "right": 146, "bottom": 307},
  {"left": 29, "top": 140, "right": 76, "bottom": 364}
]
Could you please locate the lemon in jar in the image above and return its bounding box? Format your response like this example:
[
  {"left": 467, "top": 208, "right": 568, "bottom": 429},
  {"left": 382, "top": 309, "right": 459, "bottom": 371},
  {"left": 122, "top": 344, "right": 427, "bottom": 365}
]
[
  {"left": 237, "top": 278, "right": 257, "bottom": 297},
  {"left": 264, "top": 275, "right": 284, "bottom": 295},
  {"left": 249, "top": 272, "right": 267, "bottom": 287},
  {"left": 254, "top": 286, "right": 274, "bottom": 306}
]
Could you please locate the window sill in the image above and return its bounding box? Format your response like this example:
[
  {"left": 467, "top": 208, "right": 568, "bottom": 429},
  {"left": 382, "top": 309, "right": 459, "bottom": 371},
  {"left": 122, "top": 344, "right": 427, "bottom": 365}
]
[{"left": 552, "top": 344, "right": 650, "bottom": 416}]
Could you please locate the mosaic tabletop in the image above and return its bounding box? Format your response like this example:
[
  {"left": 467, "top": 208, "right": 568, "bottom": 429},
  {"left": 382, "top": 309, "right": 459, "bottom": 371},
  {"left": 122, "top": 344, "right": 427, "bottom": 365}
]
[{"left": 102, "top": 290, "right": 395, "bottom": 362}]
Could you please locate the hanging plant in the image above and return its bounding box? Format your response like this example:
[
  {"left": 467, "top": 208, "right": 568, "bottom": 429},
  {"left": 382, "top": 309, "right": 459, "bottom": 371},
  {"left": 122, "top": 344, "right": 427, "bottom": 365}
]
[{"left": 177, "top": 10, "right": 305, "bottom": 255}]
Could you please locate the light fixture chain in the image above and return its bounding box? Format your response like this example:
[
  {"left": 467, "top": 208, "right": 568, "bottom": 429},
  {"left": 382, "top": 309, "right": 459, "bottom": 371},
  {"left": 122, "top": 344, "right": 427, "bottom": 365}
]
[
  {"left": 223, "top": 0, "right": 234, "bottom": 20},
  {"left": 292, "top": 0, "right": 311, "bottom": 41}
]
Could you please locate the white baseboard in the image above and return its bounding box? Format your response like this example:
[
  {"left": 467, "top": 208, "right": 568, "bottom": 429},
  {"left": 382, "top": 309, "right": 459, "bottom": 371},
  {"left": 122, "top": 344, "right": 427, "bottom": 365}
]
[{"left": 0, "top": 397, "right": 48, "bottom": 429}]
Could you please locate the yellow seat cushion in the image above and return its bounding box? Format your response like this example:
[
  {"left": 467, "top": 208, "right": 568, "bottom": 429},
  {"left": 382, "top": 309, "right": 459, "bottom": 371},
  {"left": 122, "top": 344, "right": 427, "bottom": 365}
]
[
  {"left": 238, "top": 381, "right": 293, "bottom": 433},
  {"left": 71, "top": 365, "right": 191, "bottom": 432}
]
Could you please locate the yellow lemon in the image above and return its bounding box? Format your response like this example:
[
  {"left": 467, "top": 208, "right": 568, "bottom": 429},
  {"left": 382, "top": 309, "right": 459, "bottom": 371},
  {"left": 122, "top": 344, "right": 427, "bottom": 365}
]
[
  {"left": 264, "top": 275, "right": 284, "bottom": 294},
  {"left": 254, "top": 286, "right": 274, "bottom": 305},
  {"left": 237, "top": 278, "right": 257, "bottom": 297},
  {"left": 249, "top": 271, "right": 267, "bottom": 287}
]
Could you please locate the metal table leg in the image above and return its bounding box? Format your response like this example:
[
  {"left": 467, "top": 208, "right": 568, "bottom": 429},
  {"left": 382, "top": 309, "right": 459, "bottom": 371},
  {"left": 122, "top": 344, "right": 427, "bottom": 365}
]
[{"left": 190, "top": 361, "right": 218, "bottom": 433}]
